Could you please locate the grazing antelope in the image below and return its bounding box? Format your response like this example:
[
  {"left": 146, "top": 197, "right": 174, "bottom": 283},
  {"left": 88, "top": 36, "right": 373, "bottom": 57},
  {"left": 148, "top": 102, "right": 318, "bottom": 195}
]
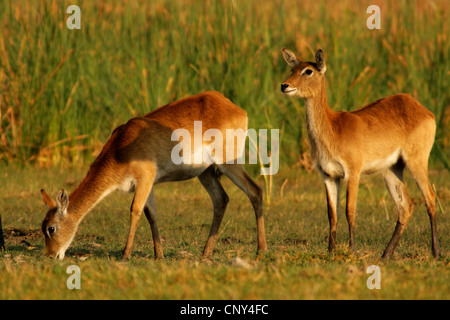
[
  {"left": 40, "top": 91, "right": 267, "bottom": 260},
  {"left": 280, "top": 48, "right": 439, "bottom": 259}
]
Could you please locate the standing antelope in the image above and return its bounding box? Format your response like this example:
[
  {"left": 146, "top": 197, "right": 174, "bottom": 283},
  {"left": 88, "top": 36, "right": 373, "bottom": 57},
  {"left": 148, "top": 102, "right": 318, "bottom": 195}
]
[
  {"left": 280, "top": 48, "right": 439, "bottom": 259},
  {"left": 40, "top": 91, "right": 267, "bottom": 260}
]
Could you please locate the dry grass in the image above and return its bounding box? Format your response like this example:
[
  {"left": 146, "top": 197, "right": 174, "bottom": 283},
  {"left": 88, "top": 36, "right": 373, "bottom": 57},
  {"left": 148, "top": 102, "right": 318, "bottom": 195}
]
[{"left": 0, "top": 165, "right": 448, "bottom": 299}]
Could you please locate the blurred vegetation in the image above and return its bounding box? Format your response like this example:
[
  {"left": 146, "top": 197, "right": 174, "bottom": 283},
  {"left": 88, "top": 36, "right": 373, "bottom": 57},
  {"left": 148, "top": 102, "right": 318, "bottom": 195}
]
[
  {"left": 0, "top": 165, "right": 449, "bottom": 299},
  {"left": 0, "top": 0, "right": 448, "bottom": 171}
]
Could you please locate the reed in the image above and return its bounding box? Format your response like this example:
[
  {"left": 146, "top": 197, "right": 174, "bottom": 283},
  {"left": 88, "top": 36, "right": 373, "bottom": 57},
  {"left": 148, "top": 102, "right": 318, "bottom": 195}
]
[{"left": 0, "top": 0, "right": 448, "bottom": 171}]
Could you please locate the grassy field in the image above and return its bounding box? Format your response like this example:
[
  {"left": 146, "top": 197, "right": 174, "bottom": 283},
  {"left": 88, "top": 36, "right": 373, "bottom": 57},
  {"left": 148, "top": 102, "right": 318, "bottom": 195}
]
[
  {"left": 0, "top": 165, "right": 448, "bottom": 299},
  {"left": 0, "top": 0, "right": 449, "bottom": 301}
]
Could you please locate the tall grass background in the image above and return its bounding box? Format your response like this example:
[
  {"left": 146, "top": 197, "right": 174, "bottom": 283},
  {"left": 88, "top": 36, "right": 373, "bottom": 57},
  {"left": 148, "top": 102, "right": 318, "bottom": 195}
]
[{"left": 0, "top": 0, "right": 449, "bottom": 172}]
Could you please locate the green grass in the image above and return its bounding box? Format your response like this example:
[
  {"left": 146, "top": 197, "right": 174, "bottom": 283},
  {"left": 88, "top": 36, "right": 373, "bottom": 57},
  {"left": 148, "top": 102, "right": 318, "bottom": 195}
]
[
  {"left": 0, "top": 0, "right": 449, "bottom": 170},
  {"left": 0, "top": 165, "right": 448, "bottom": 299}
]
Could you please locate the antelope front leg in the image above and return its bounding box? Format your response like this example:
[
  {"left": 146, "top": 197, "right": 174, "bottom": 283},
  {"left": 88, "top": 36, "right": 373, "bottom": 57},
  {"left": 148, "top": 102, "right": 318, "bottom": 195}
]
[
  {"left": 345, "top": 174, "right": 360, "bottom": 253},
  {"left": 122, "top": 175, "right": 154, "bottom": 260},
  {"left": 324, "top": 178, "right": 340, "bottom": 253}
]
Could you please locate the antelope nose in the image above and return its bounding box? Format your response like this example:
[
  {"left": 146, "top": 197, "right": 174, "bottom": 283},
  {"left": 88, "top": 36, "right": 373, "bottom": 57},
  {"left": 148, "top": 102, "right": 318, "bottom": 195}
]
[{"left": 280, "top": 83, "right": 289, "bottom": 92}]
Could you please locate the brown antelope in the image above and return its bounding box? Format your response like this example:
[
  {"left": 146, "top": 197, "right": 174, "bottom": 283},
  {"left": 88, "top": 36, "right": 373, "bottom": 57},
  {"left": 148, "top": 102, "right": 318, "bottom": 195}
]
[
  {"left": 280, "top": 48, "right": 439, "bottom": 259},
  {"left": 40, "top": 91, "right": 267, "bottom": 260}
]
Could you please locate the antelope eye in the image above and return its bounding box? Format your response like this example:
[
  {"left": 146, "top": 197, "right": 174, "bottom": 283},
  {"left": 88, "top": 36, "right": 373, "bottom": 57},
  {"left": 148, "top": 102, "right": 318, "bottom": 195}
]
[
  {"left": 304, "top": 69, "right": 313, "bottom": 76},
  {"left": 48, "top": 227, "right": 55, "bottom": 235}
]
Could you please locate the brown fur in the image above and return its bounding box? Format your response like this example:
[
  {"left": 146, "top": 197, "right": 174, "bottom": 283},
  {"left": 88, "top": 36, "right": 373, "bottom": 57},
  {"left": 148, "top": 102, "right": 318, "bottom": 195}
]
[
  {"left": 41, "top": 91, "right": 267, "bottom": 260},
  {"left": 281, "top": 48, "right": 439, "bottom": 259}
]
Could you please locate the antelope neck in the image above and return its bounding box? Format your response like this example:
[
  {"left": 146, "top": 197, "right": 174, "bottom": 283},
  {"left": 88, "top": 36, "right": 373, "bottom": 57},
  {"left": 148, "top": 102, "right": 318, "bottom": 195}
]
[
  {"left": 304, "top": 84, "right": 336, "bottom": 149},
  {"left": 67, "top": 167, "right": 118, "bottom": 220}
]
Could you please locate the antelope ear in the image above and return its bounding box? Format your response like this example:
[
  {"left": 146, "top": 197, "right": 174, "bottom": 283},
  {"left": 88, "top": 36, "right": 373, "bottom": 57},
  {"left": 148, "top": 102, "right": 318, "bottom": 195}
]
[
  {"left": 315, "top": 49, "right": 327, "bottom": 74},
  {"left": 41, "top": 189, "right": 56, "bottom": 208},
  {"left": 55, "top": 189, "right": 69, "bottom": 215},
  {"left": 282, "top": 48, "right": 301, "bottom": 67}
]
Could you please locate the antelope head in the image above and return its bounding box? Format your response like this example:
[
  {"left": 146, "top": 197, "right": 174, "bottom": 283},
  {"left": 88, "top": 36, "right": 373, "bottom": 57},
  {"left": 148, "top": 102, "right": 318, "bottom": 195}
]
[
  {"left": 41, "top": 189, "right": 77, "bottom": 260},
  {"left": 280, "top": 48, "right": 327, "bottom": 98}
]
